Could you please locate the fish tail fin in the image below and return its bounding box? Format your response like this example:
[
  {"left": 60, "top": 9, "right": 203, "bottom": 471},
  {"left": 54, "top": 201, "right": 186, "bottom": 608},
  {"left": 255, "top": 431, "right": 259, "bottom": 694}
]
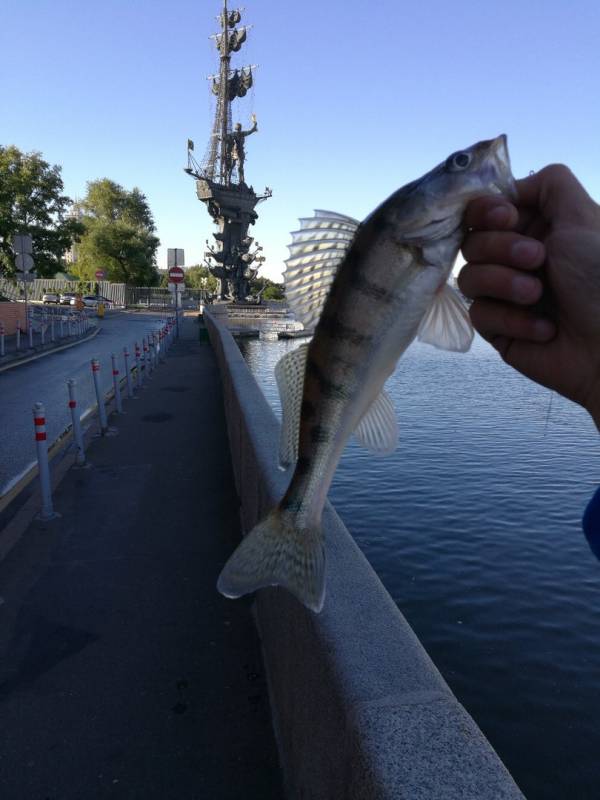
[{"left": 217, "top": 507, "right": 326, "bottom": 613}]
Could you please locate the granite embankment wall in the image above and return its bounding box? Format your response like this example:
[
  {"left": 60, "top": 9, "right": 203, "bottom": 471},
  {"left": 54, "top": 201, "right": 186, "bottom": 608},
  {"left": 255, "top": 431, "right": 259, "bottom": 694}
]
[{"left": 205, "top": 311, "right": 525, "bottom": 800}]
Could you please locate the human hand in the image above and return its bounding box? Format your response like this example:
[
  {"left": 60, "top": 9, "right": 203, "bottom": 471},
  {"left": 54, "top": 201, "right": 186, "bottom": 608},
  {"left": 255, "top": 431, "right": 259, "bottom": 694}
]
[{"left": 458, "top": 165, "right": 600, "bottom": 430}]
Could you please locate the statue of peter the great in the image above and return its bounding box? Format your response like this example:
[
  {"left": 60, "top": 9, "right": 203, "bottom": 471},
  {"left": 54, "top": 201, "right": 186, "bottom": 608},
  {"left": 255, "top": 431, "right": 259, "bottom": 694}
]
[{"left": 225, "top": 114, "right": 257, "bottom": 184}]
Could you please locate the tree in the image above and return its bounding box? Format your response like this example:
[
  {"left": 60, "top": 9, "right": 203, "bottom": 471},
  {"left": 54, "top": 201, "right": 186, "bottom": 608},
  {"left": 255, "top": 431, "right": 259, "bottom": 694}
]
[
  {"left": 182, "top": 265, "right": 218, "bottom": 293},
  {"left": 0, "top": 145, "right": 83, "bottom": 277},
  {"left": 250, "top": 276, "right": 285, "bottom": 300},
  {"left": 74, "top": 179, "right": 160, "bottom": 286}
]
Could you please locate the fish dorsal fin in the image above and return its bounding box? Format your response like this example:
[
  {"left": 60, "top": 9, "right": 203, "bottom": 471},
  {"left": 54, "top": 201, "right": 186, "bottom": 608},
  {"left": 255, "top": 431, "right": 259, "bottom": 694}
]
[
  {"left": 285, "top": 210, "right": 360, "bottom": 331},
  {"left": 417, "top": 282, "right": 474, "bottom": 352},
  {"left": 354, "top": 389, "right": 398, "bottom": 455},
  {"left": 274, "top": 343, "right": 310, "bottom": 468}
]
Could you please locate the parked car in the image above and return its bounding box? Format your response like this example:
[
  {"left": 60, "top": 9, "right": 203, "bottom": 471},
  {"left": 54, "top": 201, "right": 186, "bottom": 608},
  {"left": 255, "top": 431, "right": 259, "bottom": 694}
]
[
  {"left": 82, "top": 295, "right": 101, "bottom": 308},
  {"left": 60, "top": 292, "right": 77, "bottom": 305},
  {"left": 42, "top": 292, "right": 60, "bottom": 304}
]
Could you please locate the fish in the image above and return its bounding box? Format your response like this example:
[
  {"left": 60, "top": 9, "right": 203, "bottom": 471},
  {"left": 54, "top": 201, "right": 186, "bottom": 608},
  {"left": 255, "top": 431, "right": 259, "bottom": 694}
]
[{"left": 217, "top": 134, "right": 516, "bottom": 613}]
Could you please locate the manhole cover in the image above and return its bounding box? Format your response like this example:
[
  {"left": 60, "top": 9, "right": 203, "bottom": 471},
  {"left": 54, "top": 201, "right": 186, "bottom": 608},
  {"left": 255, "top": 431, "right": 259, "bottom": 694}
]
[
  {"left": 141, "top": 413, "right": 173, "bottom": 423},
  {"left": 161, "top": 386, "right": 190, "bottom": 393}
]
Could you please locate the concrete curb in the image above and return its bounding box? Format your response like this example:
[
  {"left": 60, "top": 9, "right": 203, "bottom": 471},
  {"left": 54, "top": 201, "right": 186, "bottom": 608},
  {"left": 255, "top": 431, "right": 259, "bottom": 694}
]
[
  {"left": 205, "top": 311, "right": 525, "bottom": 800},
  {"left": 0, "top": 324, "right": 100, "bottom": 373}
]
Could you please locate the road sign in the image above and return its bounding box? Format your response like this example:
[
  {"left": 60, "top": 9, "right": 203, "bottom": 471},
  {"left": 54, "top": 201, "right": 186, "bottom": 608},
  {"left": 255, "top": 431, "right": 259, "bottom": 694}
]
[
  {"left": 167, "top": 249, "right": 185, "bottom": 268},
  {"left": 15, "top": 253, "right": 34, "bottom": 272},
  {"left": 95, "top": 270, "right": 105, "bottom": 279},
  {"left": 13, "top": 234, "right": 33, "bottom": 254},
  {"left": 168, "top": 266, "right": 185, "bottom": 284}
]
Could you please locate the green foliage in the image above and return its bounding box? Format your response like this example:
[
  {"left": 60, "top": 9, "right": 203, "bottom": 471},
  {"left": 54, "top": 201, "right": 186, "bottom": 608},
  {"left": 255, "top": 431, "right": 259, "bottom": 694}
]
[
  {"left": 0, "top": 145, "right": 83, "bottom": 278},
  {"left": 182, "top": 264, "right": 219, "bottom": 292},
  {"left": 250, "top": 275, "right": 285, "bottom": 300},
  {"left": 74, "top": 179, "right": 160, "bottom": 286}
]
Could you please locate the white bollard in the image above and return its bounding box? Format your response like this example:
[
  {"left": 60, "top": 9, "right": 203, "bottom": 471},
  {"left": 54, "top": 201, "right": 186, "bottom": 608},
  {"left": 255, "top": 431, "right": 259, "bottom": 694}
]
[
  {"left": 135, "top": 342, "right": 143, "bottom": 389},
  {"left": 111, "top": 353, "right": 123, "bottom": 414},
  {"left": 60, "top": 317, "right": 64, "bottom": 338},
  {"left": 145, "top": 335, "right": 153, "bottom": 375},
  {"left": 41, "top": 316, "right": 46, "bottom": 346},
  {"left": 91, "top": 359, "right": 108, "bottom": 434},
  {"left": 124, "top": 346, "right": 134, "bottom": 399},
  {"left": 0, "top": 323, "right": 4, "bottom": 357},
  {"left": 33, "top": 402, "right": 58, "bottom": 520},
  {"left": 67, "top": 379, "right": 86, "bottom": 465},
  {"left": 16, "top": 326, "right": 21, "bottom": 351},
  {"left": 143, "top": 337, "right": 150, "bottom": 378},
  {"left": 50, "top": 315, "right": 55, "bottom": 342}
]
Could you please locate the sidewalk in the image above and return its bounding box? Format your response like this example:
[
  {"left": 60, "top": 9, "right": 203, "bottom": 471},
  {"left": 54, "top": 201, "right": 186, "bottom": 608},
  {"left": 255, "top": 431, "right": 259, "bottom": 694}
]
[{"left": 0, "top": 318, "right": 283, "bottom": 799}]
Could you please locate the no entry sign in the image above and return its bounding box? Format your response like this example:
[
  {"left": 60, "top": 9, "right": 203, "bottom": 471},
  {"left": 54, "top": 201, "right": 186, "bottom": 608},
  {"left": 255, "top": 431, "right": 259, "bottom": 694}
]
[
  {"left": 95, "top": 270, "right": 105, "bottom": 279},
  {"left": 168, "top": 266, "right": 185, "bottom": 284}
]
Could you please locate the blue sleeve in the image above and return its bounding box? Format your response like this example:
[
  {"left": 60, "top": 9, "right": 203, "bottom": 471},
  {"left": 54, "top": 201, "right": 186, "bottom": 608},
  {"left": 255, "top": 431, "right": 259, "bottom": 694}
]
[{"left": 583, "top": 485, "right": 600, "bottom": 561}]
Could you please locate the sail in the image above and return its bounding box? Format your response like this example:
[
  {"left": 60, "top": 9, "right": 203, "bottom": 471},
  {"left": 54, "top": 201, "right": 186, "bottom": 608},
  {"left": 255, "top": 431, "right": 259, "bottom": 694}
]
[
  {"left": 228, "top": 9, "right": 241, "bottom": 27},
  {"left": 213, "top": 68, "right": 253, "bottom": 101},
  {"left": 215, "top": 26, "right": 247, "bottom": 55}
]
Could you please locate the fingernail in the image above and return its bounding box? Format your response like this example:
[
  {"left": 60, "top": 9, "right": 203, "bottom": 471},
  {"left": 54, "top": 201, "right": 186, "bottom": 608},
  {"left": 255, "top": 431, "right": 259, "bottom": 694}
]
[
  {"left": 486, "top": 205, "right": 511, "bottom": 227},
  {"left": 512, "top": 275, "right": 540, "bottom": 303},
  {"left": 533, "top": 318, "right": 555, "bottom": 340},
  {"left": 512, "top": 240, "right": 543, "bottom": 265}
]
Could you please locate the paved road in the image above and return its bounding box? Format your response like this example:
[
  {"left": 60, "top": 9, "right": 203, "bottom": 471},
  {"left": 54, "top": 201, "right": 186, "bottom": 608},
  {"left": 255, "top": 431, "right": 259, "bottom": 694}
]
[
  {"left": 0, "top": 311, "right": 168, "bottom": 494},
  {"left": 0, "top": 319, "right": 283, "bottom": 798}
]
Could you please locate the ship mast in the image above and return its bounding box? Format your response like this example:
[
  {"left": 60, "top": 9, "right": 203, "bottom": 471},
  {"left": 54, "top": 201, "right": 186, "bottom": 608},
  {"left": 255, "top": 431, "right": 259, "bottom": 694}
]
[{"left": 218, "top": 0, "right": 230, "bottom": 184}]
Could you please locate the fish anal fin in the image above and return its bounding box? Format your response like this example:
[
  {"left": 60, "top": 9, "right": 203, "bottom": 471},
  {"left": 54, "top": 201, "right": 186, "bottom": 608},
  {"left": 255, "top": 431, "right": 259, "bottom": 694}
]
[
  {"left": 417, "top": 282, "right": 474, "bottom": 352},
  {"left": 274, "top": 343, "right": 310, "bottom": 468},
  {"left": 354, "top": 389, "right": 398, "bottom": 455}
]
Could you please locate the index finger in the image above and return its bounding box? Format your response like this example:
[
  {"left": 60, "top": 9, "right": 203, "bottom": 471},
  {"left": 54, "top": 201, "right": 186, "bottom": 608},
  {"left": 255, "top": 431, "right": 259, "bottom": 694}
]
[{"left": 463, "top": 195, "right": 520, "bottom": 232}]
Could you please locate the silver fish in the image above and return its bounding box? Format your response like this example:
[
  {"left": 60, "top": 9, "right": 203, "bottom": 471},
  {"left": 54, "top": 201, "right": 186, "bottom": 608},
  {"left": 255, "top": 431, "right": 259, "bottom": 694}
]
[{"left": 218, "top": 135, "right": 516, "bottom": 613}]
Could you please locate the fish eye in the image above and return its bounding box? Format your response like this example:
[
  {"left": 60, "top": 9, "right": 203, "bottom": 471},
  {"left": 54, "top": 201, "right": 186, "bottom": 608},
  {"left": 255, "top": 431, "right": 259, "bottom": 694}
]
[{"left": 446, "top": 152, "right": 472, "bottom": 171}]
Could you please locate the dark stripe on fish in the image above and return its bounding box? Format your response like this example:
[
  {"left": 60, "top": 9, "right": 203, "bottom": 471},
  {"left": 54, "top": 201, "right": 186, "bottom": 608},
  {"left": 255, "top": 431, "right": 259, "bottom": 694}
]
[
  {"left": 281, "top": 496, "right": 303, "bottom": 513},
  {"left": 310, "top": 425, "right": 330, "bottom": 444},
  {"left": 301, "top": 399, "right": 317, "bottom": 419},
  {"left": 318, "top": 311, "right": 372, "bottom": 346},
  {"left": 306, "top": 358, "right": 349, "bottom": 400},
  {"left": 295, "top": 455, "right": 311, "bottom": 475},
  {"left": 349, "top": 271, "right": 393, "bottom": 302}
]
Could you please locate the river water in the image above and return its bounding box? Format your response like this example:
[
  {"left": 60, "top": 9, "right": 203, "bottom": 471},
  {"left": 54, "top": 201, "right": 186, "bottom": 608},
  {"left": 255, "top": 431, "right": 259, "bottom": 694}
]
[{"left": 238, "top": 334, "right": 600, "bottom": 800}]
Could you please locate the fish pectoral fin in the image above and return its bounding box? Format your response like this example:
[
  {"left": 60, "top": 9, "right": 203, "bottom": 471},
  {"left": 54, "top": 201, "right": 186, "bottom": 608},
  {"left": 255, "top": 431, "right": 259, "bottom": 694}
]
[
  {"left": 274, "top": 343, "right": 310, "bottom": 467},
  {"left": 354, "top": 388, "right": 398, "bottom": 455},
  {"left": 417, "top": 282, "right": 474, "bottom": 352}
]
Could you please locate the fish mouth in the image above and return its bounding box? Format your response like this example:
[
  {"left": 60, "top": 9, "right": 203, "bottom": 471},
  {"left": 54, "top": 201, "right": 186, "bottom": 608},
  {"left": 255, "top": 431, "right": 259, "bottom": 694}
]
[{"left": 490, "top": 134, "right": 517, "bottom": 201}]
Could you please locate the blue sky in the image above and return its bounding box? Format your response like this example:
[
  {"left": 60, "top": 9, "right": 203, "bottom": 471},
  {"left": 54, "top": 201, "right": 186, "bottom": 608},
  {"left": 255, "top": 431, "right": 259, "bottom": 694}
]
[{"left": 2, "top": 0, "right": 599, "bottom": 281}]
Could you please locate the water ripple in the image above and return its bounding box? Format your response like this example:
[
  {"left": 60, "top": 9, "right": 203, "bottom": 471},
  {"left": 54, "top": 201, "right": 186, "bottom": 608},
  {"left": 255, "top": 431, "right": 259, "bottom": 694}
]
[{"left": 240, "top": 335, "right": 600, "bottom": 800}]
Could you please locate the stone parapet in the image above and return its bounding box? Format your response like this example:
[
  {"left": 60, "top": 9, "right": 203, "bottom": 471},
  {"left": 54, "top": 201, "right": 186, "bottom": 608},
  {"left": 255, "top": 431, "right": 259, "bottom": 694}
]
[{"left": 205, "top": 310, "right": 525, "bottom": 800}]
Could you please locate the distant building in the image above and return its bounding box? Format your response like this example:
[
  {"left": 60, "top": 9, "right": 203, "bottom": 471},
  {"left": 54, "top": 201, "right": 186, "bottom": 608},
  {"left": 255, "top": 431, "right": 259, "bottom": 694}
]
[{"left": 64, "top": 204, "right": 84, "bottom": 264}]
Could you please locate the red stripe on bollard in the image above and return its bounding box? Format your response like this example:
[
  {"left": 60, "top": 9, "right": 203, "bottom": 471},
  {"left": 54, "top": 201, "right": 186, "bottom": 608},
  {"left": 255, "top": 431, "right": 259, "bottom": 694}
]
[
  {"left": 35, "top": 432, "right": 47, "bottom": 441},
  {"left": 34, "top": 417, "right": 45, "bottom": 426},
  {"left": 112, "top": 370, "right": 118, "bottom": 376},
  {"left": 68, "top": 400, "right": 76, "bottom": 408}
]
